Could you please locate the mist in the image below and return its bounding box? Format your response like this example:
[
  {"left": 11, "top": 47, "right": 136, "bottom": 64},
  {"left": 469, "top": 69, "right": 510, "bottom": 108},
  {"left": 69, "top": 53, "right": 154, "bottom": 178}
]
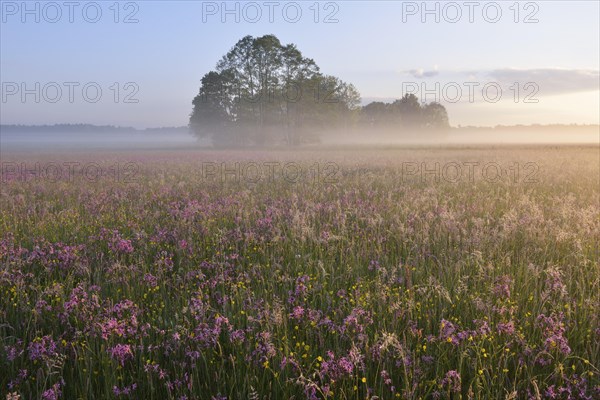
[
  {"left": 0, "top": 128, "right": 198, "bottom": 152},
  {"left": 2, "top": 125, "right": 597, "bottom": 154},
  {"left": 318, "top": 126, "right": 600, "bottom": 146}
]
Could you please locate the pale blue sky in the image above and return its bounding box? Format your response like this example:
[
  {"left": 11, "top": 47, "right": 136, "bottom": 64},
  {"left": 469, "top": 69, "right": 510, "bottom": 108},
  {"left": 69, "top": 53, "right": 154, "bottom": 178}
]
[{"left": 1, "top": 0, "right": 599, "bottom": 127}]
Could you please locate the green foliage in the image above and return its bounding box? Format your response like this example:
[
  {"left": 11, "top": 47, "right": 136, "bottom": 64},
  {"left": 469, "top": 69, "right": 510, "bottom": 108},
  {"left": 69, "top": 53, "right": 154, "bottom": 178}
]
[
  {"left": 190, "top": 35, "right": 360, "bottom": 146},
  {"left": 189, "top": 36, "right": 449, "bottom": 147},
  {"left": 362, "top": 94, "right": 450, "bottom": 130}
]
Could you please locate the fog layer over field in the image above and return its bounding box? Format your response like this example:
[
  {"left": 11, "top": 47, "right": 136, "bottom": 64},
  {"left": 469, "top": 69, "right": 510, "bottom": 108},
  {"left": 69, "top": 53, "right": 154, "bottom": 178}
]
[
  {"left": 1, "top": 127, "right": 598, "bottom": 152},
  {"left": 321, "top": 127, "right": 600, "bottom": 146},
  {"left": 0, "top": 130, "right": 198, "bottom": 151}
]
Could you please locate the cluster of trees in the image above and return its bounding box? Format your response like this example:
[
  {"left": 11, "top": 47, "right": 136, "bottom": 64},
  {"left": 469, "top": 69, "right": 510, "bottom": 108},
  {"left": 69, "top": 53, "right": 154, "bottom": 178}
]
[
  {"left": 189, "top": 35, "right": 360, "bottom": 146},
  {"left": 360, "top": 94, "right": 449, "bottom": 130},
  {"left": 189, "top": 35, "right": 449, "bottom": 146}
]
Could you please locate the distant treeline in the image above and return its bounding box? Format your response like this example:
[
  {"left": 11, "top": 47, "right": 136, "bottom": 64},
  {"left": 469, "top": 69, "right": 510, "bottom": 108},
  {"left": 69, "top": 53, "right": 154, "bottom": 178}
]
[{"left": 0, "top": 124, "right": 189, "bottom": 134}]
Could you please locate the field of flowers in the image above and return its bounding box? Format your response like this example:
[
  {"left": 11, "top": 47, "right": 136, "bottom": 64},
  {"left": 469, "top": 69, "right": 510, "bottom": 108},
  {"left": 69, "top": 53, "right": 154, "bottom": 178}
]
[{"left": 1, "top": 146, "right": 599, "bottom": 399}]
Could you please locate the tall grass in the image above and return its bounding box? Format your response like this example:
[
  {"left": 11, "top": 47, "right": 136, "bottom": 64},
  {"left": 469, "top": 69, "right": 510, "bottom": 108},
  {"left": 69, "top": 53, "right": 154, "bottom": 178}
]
[{"left": 1, "top": 146, "right": 598, "bottom": 399}]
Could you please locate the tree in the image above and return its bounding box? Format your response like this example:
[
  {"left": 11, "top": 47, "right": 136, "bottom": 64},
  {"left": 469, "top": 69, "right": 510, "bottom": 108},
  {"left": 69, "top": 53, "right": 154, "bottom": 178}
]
[
  {"left": 362, "top": 102, "right": 392, "bottom": 126},
  {"left": 392, "top": 94, "right": 422, "bottom": 127},
  {"left": 422, "top": 102, "right": 450, "bottom": 129},
  {"left": 189, "top": 71, "right": 236, "bottom": 146},
  {"left": 360, "top": 95, "right": 450, "bottom": 131},
  {"left": 190, "top": 35, "right": 360, "bottom": 146}
]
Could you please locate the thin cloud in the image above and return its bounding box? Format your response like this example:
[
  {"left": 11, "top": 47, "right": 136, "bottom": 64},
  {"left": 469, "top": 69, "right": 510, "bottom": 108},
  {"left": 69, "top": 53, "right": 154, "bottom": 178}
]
[
  {"left": 406, "top": 66, "right": 440, "bottom": 79},
  {"left": 487, "top": 68, "right": 599, "bottom": 95}
]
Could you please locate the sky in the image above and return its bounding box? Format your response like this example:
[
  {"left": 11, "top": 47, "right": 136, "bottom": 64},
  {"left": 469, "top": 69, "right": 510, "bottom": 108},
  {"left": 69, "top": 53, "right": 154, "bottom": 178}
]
[{"left": 1, "top": 0, "right": 599, "bottom": 128}]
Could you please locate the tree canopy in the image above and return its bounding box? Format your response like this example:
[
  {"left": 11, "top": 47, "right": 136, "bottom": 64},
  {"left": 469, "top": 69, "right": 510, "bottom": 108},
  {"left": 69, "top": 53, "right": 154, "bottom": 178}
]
[
  {"left": 190, "top": 35, "right": 449, "bottom": 146},
  {"left": 360, "top": 94, "right": 449, "bottom": 130}
]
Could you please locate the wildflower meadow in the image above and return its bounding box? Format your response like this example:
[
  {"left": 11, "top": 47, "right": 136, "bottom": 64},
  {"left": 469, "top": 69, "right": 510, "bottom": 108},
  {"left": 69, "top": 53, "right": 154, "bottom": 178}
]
[{"left": 1, "top": 146, "right": 598, "bottom": 399}]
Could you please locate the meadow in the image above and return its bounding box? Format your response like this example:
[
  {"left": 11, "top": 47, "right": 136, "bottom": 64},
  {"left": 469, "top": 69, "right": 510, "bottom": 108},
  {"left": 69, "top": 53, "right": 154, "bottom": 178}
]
[{"left": 1, "top": 146, "right": 598, "bottom": 399}]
